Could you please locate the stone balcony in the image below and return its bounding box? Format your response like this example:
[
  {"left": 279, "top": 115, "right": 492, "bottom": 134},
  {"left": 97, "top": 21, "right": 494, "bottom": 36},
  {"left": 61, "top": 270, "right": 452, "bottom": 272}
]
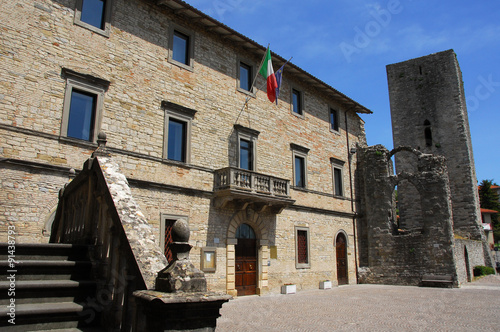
[{"left": 213, "top": 167, "right": 295, "bottom": 213}]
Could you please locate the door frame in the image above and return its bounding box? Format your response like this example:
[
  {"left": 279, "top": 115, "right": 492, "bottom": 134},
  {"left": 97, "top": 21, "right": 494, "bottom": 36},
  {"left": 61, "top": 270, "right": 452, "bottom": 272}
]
[
  {"left": 226, "top": 209, "right": 269, "bottom": 297},
  {"left": 335, "top": 230, "right": 349, "bottom": 285}
]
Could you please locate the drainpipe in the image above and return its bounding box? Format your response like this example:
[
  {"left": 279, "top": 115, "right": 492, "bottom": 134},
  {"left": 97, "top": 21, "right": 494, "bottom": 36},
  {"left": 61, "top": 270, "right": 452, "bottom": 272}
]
[{"left": 344, "top": 109, "right": 359, "bottom": 283}]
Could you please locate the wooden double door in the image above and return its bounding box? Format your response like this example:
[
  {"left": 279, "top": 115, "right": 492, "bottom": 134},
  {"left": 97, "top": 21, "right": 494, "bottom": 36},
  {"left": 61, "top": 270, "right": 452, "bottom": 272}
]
[{"left": 235, "top": 238, "right": 257, "bottom": 296}]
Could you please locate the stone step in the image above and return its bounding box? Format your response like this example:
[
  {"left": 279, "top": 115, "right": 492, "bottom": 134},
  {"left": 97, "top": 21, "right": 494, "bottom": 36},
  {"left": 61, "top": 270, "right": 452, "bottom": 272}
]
[
  {"left": 0, "top": 260, "right": 93, "bottom": 280},
  {"left": 0, "top": 280, "right": 97, "bottom": 305},
  {"left": 0, "top": 242, "right": 100, "bottom": 330},
  {"left": 0, "top": 301, "right": 99, "bottom": 330},
  {"left": 0, "top": 242, "right": 90, "bottom": 261}
]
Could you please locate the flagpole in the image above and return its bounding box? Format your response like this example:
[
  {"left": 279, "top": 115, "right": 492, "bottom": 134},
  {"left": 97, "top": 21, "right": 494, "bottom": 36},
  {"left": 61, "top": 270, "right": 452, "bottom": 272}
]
[{"left": 235, "top": 44, "right": 270, "bottom": 123}]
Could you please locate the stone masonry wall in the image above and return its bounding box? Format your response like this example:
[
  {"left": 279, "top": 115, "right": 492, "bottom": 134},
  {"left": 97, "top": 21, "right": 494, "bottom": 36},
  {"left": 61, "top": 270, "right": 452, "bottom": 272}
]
[
  {"left": 358, "top": 145, "right": 458, "bottom": 286},
  {"left": 0, "top": 0, "right": 366, "bottom": 293}
]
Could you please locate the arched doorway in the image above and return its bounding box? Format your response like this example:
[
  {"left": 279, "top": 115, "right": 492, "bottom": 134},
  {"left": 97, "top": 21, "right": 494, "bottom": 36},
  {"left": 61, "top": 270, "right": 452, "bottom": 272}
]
[
  {"left": 336, "top": 233, "right": 348, "bottom": 285},
  {"left": 235, "top": 223, "right": 257, "bottom": 296}
]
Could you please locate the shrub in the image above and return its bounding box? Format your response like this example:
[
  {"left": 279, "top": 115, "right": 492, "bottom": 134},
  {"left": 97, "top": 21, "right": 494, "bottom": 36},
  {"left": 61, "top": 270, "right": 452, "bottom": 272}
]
[{"left": 473, "top": 265, "right": 495, "bottom": 277}]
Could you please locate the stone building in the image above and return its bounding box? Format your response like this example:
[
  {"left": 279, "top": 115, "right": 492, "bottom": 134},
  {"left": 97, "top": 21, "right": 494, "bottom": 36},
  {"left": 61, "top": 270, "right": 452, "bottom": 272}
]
[{"left": 0, "top": 0, "right": 370, "bottom": 296}]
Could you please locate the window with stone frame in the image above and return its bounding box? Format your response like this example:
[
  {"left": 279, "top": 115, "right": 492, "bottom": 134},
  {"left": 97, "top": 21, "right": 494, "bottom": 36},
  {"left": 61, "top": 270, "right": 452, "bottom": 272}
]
[
  {"left": 295, "top": 226, "right": 310, "bottom": 269},
  {"left": 291, "top": 88, "right": 304, "bottom": 116},
  {"left": 331, "top": 158, "right": 345, "bottom": 197},
  {"left": 60, "top": 68, "right": 109, "bottom": 143},
  {"left": 291, "top": 143, "right": 309, "bottom": 189},
  {"left": 238, "top": 61, "right": 253, "bottom": 92},
  {"left": 162, "top": 101, "right": 196, "bottom": 163},
  {"left": 234, "top": 124, "right": 259, "bottom": 171},
  {"left": 330, "top": 107, "right": 339, "bottom": 132},
  {"left": 160, "top": 214, "right": 188, "bottom": 264},
  {"left": 74, "top": 0, "right": 112, "bottom": 37},
  {"left": 169, "top": 25, "right": 194, "bottom": 70}
]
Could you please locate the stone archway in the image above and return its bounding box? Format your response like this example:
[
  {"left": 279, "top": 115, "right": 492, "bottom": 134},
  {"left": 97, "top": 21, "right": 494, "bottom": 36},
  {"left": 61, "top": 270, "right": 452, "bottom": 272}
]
[{"left": 226, "top": 208, "right": 269, "bottom": 297}]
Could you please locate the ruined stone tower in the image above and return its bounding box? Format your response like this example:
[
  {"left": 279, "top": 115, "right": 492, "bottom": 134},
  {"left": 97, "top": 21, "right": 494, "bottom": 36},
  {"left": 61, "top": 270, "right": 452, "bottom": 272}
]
[{"left": 387, "top": 49, "right": 482, "bottom": 239}]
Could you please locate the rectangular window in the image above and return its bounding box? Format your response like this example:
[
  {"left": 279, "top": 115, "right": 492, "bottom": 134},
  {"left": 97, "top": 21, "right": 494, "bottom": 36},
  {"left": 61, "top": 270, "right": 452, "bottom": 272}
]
[
  {"left": 330, "top": 108, "right": 339, "bottom": 132},
  {"left": 334, "top": 167, "right": 343, "bottom": 196},
  {"left": 239, "top": 139, "right": 253, "bottom": 170},
  {"left": 169, "top": 26, "right": 194, "bottom": 70},
  {"left": 331, "top": 158, "right": 345, "bottom": 197},
  {"left": 173, "top": 30, "right": 189, "bottom": 65},
  {"left": 292, "top": 89, "right": 303, "bottom": 115},
  {"left": 61, "top": 69, "right": 109, "bottom": 143},
  {"left": 294, "top": 155, "right": 305, "bottom": 188},
  {"left": 239, "top": 62, "right": 252, "bottom": 91},
  {"left": 163, "top": 218, "right": 176, "bottom": 264},
  {"left": 295, "top": 227, "right": 310, "bottom": 269},
  {"left": 81, "top": 0, "right": 105, "bottom": 29},
  {"left": 167, "top": 118, "right": 187, "bottom": 162},
  {"left": 67, "top": 90, "right": 97, "bottom": 141},
  {"left": 291, "top": 143, "right": 309, "bottom": 189},
  {"left": 235, "top": 124, "right": 259, "bottom": 171},
  {"left": 160, "top": 214, "right": 189, "bottom": 264},
  {"left": 162, "top": 101, "right": 196, "bottom": 163},
  {"left": 74, "top": 0, "right": 111, "bottom": 36}
]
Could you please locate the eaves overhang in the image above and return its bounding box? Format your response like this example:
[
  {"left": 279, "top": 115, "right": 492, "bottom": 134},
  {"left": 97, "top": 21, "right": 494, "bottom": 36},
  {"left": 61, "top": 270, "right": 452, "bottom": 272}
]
[{"left": 155, "top": 0, "right": 372, "bottom": 114}]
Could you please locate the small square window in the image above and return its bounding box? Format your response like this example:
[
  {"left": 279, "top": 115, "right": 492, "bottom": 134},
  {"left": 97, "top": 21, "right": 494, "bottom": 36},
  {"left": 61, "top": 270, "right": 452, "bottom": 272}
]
[
  {"left": 61, "top": 69, "right": 109, "bottom": 143},
  {"left": 295, "top": 227, "right": 310, "bottom": 269},
  {"left": 330, "top": 108, "right": 339, "bottom": 132},
  {"left": 239, "top": 62, "right": 252, "bottom": 92},
  {"left": 169, "top": 26, "right": 194, "bottom": 70},
  {"left": 74, "top": 0, "right": 111, "bottom": 37},
  {"left": 292, "top": 89, "right": 303, "bottom": 116},
  {"left": 162, "top": 101, "right": 197, "bottom": 164}
]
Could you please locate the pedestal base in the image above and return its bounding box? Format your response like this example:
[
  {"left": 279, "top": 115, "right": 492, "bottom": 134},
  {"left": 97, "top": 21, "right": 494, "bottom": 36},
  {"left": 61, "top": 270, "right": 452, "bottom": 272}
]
[{"left": 134, "top": 290, "right": 232, "bottom": 332}]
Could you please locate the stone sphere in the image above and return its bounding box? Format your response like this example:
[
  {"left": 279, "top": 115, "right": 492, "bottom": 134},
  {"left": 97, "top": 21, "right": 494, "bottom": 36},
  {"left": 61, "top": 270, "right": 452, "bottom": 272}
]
[{"left": 172, "top": 219, "right": 190, "bottom": 242}]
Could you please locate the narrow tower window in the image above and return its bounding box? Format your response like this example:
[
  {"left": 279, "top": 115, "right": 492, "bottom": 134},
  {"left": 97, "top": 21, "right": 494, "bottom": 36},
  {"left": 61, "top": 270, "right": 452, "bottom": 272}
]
[{"left": 424, "top": 120, "right": 432, "bottom": 146}]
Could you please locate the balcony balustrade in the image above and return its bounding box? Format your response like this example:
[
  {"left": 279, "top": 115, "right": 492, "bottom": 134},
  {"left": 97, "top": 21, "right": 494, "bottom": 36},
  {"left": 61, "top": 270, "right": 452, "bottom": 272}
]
[{"left": 213, "top": 167, "right": 294, "bottom": 213}]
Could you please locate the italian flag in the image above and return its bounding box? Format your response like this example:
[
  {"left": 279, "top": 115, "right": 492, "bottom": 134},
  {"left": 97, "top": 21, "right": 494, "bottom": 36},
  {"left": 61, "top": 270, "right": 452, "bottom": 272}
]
[{"left": 259, "top": 47, "right": 278, "bottom": 103}]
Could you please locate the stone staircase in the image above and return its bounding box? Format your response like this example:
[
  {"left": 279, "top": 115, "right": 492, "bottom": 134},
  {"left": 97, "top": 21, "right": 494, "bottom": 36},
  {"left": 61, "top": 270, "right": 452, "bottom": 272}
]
[{"left": 0, "top": 243, "right": 102, "bottom": 331}]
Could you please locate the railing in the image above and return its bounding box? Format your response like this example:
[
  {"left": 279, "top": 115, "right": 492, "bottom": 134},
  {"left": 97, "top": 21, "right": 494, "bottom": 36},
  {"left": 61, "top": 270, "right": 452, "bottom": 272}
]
[
  {"left": 50, "top": 155, "right": 168, "bottom": 331},
  {"left": 214, "top": 167, "right": 290, "bottom": 197}
]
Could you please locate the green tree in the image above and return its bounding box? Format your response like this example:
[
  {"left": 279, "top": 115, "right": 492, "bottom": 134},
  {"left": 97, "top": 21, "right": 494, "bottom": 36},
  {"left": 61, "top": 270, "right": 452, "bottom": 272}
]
[{"left": 479, "top": 179, "right": 500, "bottom": 242}]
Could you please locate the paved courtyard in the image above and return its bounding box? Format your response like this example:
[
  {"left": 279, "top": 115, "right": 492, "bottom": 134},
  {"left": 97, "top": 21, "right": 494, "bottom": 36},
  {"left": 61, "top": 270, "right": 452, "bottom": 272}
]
[{"left": 217, "top": 275, "right": 500, "bottom": 331}]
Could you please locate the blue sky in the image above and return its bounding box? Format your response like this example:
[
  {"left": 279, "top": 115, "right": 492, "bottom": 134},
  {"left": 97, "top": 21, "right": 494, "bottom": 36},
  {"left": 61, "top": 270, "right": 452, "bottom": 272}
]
[{"left": 186, "top": 0, "right": 500, "bottom": 183}]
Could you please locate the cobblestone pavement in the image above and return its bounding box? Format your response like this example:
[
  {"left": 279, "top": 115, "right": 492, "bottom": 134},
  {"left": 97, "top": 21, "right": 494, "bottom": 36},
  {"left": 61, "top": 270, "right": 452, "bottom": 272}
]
[{"left": 216, "top": 275, "right": 500, "bottom": 331}]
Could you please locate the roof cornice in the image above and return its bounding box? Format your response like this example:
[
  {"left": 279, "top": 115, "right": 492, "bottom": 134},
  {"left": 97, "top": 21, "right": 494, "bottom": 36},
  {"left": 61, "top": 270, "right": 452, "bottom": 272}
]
[{"left": 155, "top": 0, "right": 372, "bottom": 114}]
